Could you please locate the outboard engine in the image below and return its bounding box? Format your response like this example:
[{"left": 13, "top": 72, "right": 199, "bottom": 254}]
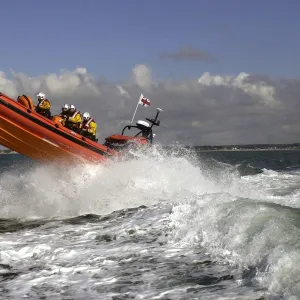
[{"left": 136, "top": 120, "right": 151, "bottom": 138}]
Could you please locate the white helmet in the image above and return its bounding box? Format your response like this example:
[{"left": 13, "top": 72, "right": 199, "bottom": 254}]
[
  {"left": 70, "top": 104, "right": 76, "bottom": 111},
  {"left": 83, "top": 112, "right": 90, "bottom": 120},
  {"left": 62, "top": 104, "right": 70, "bottom": 111},
  {"left": 36, "top": 92, "right": 46, "bottom": 100}
]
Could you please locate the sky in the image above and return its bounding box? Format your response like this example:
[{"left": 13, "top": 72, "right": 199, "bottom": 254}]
[{"left": 1, "top": 0, "right": 300, "bottom": 146}]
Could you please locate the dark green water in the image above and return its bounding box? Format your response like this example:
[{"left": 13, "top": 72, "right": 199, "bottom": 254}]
[{"left": 199, "top": 149, "right": 300, "bottom": 171}]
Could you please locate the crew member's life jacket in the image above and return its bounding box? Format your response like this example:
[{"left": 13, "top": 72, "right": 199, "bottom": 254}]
[
  {"left": 65, "top": 110, "right": 81, "bottom": 129},
  {"left": 81, "top": 118, "right": 94, "bottom": 131},
  {"left": 70, "top": 110, "right": 80, "bottom": 119},
  {"left": 36, "top": 99, "right": 51, "bottom": 118}
]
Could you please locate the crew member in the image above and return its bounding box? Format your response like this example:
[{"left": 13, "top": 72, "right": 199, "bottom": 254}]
[
  {"left": 35, "top": 92, "right": 51, "bottom": 118},
  {"left": 59, "top": 104, "right": 70, "bottom": 124},
  {"left": 64, "top": 104, "right": 82, "bottom": 132},
  {"left": 80, "top": 112, "right": 97, "bottom": 141}
]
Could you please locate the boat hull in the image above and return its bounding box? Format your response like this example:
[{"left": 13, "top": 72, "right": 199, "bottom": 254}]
[{"left": 0, "top": 93, "right": 117, "bottom": 165}]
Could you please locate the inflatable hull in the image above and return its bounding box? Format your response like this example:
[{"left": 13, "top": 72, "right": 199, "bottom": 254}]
[{"left": 0, "top": 93, "right": 117, "bottom": 165}]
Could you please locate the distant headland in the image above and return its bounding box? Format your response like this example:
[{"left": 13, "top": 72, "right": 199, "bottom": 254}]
[
  {"left": 192, "top": 143, "right": 300, "bottom": 151},
  {"left": 0, "top": 149, "right": 17, "bottom": 154}
]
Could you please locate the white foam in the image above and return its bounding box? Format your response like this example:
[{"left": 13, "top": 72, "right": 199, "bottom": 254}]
[
  {"left": 168, "top": 163, "right": 300, "bottom": 299},
  {"left": 0, "top": 146, "right": 218, "bottom": 219}
]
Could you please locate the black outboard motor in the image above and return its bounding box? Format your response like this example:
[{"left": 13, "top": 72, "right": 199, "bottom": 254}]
[{"left": 144, "top": 108, "right": 162, "bottom": 143}]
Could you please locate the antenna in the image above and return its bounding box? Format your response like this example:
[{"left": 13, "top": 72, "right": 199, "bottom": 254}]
[{"left": 146, "top": 107, "right": 163, "bottom": 129}]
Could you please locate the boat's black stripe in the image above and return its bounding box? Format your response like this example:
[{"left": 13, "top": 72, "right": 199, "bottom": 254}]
[{"left": 0, "top": 97, "right": 111, "bottom": 157}]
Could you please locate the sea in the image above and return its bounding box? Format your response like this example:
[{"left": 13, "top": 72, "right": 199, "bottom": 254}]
[{"left": 1, "top": 146, "right": 300, "bottom": 300}]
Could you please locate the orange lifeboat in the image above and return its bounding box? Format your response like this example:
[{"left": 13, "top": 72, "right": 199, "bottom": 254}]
[
  {"left": 0, "top": 92, "right": 162, "bottom": 165},
  {"left": 0, "top": 92, "right": 117, "bottom": 164}
]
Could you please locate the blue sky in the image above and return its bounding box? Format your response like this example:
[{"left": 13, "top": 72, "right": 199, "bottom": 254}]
[{"left": 1, "top": 0, "right": 300, "bottom": 81}]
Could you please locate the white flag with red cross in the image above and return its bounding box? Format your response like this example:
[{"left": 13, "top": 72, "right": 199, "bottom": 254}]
[{"left": 138, "top": 93, "right": 150, "bottom": 107}]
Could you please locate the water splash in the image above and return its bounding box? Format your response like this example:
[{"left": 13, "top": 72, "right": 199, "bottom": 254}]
[{"left": 0, "top": 144, "right": 219, "bottom": 219}]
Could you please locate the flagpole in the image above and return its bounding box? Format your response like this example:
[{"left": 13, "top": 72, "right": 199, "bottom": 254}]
[
  {"left": 130, "top": 101, "right": 139, "bottom": 124},
  {"left": 130, "top": 93, "right": 142, "bottom": 124}
]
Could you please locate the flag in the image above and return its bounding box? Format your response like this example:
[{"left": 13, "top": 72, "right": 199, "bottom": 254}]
[
  {"left": 138, "top": 93, "right": 150, "bottom": 107},
  {"left": 130, "top": 93, "right": 151, "bottom": 123}
]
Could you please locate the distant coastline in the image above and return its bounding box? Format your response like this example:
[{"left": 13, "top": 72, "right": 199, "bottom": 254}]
[
  {"left": 198, "top": 148, "right": 300, "bottom": 152},
  {"left": 183, "top": 143, "right": 300, "bottom": 152}
]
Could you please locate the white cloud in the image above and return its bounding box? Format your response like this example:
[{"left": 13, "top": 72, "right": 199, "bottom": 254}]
[
  {"left": 0, "top": 65, "right": 299, "bottom": 146},
  {"left": 198, "top": 72, "right": 277, "bottom": 105},
  {"left": 130, "top": 64, "right": 153, "bottom": 92}
]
